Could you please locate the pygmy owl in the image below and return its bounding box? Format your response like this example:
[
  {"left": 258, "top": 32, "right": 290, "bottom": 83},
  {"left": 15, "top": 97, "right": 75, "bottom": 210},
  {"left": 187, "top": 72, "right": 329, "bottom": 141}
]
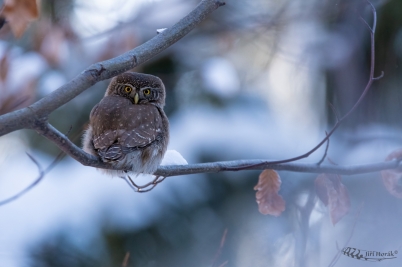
[{"left": 82, "top": 72, "right": 169, "bottom": 175}]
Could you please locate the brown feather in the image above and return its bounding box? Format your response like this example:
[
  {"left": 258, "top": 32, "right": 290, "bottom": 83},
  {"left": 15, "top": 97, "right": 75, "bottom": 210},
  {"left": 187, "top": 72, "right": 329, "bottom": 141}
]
[
  {"left": 90, "top": 96, "right": 163, "bottom": 150},
  {"left": 82, "top": 72, "right": 169, "bottom": 175}
]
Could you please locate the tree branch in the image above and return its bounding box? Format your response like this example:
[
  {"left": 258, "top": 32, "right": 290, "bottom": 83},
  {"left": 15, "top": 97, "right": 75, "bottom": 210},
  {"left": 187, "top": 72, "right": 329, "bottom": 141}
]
[
  {"left": 155, "top": 159, "right": 402, "bottom": 177},
  {"left": 1, "top": 0, "right": 395, "bottom": 183},
  {"left": 25, "top": 120, "right": 402, "bottom": 177},
  {"left": 0, "top": 0, "right": 226, "bottom": 136},
  {"left": 26, "top": 118, "right": 402, "bottom": 178},
  {"left": 218, "top": 0, "right": 382, "bottom": 171},
  {"left": 0, "top": 150, "right": 65, "bottom": 206}
]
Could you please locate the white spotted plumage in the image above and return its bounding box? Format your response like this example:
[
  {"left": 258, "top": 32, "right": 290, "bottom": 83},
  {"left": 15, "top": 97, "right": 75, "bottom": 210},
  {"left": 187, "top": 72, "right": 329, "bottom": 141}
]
[{"left": 82, "top": 72, "right": 169, "bottom": 176}]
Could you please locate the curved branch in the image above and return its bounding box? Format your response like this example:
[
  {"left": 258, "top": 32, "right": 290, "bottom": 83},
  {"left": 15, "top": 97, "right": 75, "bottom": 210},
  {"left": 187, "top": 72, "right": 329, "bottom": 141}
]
[
  {"left": 155, "top": 159, "right": 402, "bottom": 177},
  {"left": 31, "top": 118, "right": 402, "bottom": 178},
  {"left": 0, "top": 151, "right": 65, "bottom": 206},
  {"left": 28, "top": 120, "right": 402, "bottom": 177},
  {"left": 0, "top": 0, "right": 225, "bottom": 136},
  {"left": 1, "top": 0, "right": 394, "bottom": 184},
  {"left": 222, "top": 1, "right": 382, "bottom": 171}
]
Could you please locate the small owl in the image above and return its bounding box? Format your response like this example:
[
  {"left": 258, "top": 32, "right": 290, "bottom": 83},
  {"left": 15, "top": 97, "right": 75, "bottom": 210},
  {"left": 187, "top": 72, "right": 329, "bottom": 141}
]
[{"left": 82, "top": 72, "right": 169, "bottom": 175}]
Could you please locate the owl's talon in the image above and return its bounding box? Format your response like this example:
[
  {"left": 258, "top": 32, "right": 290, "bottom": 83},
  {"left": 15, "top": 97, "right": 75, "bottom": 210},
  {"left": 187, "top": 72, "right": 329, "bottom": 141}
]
[{"left": 123, "top": 173, "right": 166, "bottom": 193}]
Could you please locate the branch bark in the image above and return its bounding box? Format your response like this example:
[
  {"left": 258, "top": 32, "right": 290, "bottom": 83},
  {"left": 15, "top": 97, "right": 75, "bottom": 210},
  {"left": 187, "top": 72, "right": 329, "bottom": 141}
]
[
  {"left": 0, "top": 0, "right": 397, "bottom": 181},
  {"left": 0, "top": 0, "right": 226, "bottom": 135},
  {"left": 155, "top": 159, "right": 402, "bottom": 177}
]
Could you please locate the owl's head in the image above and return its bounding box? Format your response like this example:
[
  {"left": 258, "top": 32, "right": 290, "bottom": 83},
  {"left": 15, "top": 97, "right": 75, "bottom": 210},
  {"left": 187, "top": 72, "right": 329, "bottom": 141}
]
[{"left": 105, "top": 72, "right": 166, "bottom": 107}]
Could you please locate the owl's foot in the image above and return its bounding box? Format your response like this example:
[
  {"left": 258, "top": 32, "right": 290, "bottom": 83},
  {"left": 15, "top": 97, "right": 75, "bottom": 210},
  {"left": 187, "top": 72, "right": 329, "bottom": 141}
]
[{"left": 122, "top": 174, "right": 166, "bottom": 193}]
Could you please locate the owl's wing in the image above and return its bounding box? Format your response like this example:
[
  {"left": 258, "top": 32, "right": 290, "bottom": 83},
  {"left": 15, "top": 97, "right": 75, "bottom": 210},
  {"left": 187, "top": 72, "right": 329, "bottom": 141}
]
[
  {"left": 90, "top": 96, "right": 163, "bottom": 152},
  {"left": 90, "top": 100, "right": 121, "bottom": 150},
  {"left": 89, "top": 102, "right": 100, "bottom": 122}
]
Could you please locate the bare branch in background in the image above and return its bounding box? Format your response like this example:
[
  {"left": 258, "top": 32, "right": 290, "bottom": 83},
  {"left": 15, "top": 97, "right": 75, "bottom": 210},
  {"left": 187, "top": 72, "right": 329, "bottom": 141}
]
[
  {"left": 0, "top": 126, "right": 74, "bottom": 206},
  {"left": 328, "top": 203, "right": 363, "bottom": 267},
  {"left": 0, "top": 0, "right": 226, "bottom": 136},
  {"left": 220, "top": 0, "right": 383, "bottom": 172},
  {"left": 317, "top": 131, "right": 330, "bottom": 166},
  {"left": 121, "top": 252, "right": 130, "bottom": 267},
  {"left": 155, "top": 159, "right": 402, "bottom": 177},
  {"left": 211, "top": 229, "right": 228, "bottom": 267},
  {"left": 0, "top": 151, "right": 65, "bottom": 206},
  {"left": 0, "top": 0, "right": 397, "bottom": 187}
]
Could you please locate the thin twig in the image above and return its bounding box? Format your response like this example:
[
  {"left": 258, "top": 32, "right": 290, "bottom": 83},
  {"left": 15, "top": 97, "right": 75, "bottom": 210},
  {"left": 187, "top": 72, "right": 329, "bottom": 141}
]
[
  {"left": 155, "top": 159, "right": 402, "bottom": 177},
  {"left": 372, "top": 71, "right": 384, "bottom": 80},
  {"left": 0, "top": 0, "right": 391, "bottom": 185},
  {"left": 328, "top": 203, "right": 364, "bottom": 267},
  {"left": 317, "top": 131, "right": 330, "bottom": 166},
  {"left": 0, "top": 151, "right": 65, "bottom": 206},
  {"left": 0, "top": 0, "right": 226, "bottom": 136},
  {"left": 122, "top": 252, "right": 130, "bottom": 267},
  {"left": 359, "top": 16, "right": 373, "bottom": 33},
  {"left": 211, "top": 229, "right": 228, "bottom": 267},
  {"left": 32, "top": 119, "right": 402, "bottom": 177},
  {"left": 326, "top": 157, "right": 338, "bottom": 166},
  {"left": 220, "top": 0, "right": 382, "bottom": 172},
  {"left": 0, "top": 126, "right": 74, "bottom": 206},
  {"left": 328, "top": 103, "right": 340, "bottom": 122}
]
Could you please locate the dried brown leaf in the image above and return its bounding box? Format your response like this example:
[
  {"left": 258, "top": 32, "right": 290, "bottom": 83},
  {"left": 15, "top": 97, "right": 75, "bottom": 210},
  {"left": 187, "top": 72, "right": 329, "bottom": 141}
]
[
  {"left": 315, "top": 174, "right": 350, "bottom": 225},
  {"left": 40, "top": 26, "right": 66, "bottom": 66},
  {"left": 381, "top": 149, "right": 402, "bottom": 198},
  {"left": 3, "top": 0, "right": 39, "bottom": 38},
  {"left": 254, "top": 169, "right": 285, "bottom": 216}
]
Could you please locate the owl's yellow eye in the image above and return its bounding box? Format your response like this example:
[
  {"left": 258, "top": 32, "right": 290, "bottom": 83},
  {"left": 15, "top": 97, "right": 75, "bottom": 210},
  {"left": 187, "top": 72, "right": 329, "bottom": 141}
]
[
  {"left": 144, "top": 89, "right": 151, "bottom": 95},
  {"left": 124, "top": 86, "right": 132, "bottom": 93}
]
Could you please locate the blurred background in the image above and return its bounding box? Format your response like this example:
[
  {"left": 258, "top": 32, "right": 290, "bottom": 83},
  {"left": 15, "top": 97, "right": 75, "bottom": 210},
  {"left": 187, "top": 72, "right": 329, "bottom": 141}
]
[{"left": 1, "top": 0, "right": 402, "bottom": 266}]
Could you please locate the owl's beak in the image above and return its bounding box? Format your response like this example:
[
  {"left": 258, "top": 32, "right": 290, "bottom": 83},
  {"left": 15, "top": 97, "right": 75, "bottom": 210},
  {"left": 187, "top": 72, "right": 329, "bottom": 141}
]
[{"left": 134, "top": 93, "right": 139, "bottom": 104}]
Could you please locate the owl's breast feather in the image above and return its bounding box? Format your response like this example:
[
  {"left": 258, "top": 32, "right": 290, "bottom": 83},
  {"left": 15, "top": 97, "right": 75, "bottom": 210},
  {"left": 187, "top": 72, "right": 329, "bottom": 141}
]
[{"left": 90, "top": 96, "right": 163, "bottom": 151}]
